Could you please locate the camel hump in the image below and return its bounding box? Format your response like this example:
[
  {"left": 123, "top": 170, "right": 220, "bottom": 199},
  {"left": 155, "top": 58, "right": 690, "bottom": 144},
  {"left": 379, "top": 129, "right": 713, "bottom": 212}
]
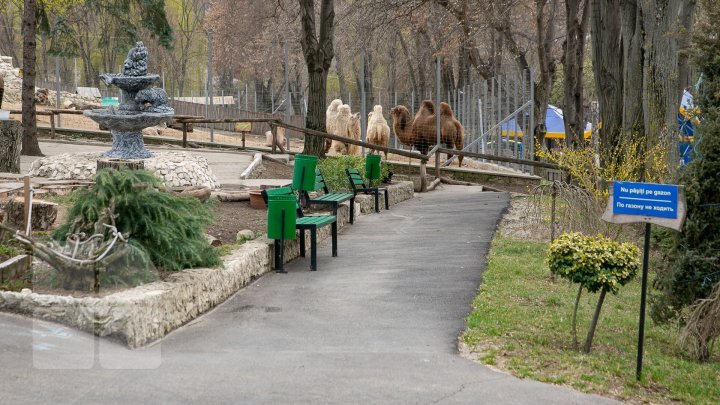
[
  {"left": 440, "top": 102, "right": 454, "bottom": 117},
  {"left": 419, "top": 100, "right": 435, "bottom": 115}
]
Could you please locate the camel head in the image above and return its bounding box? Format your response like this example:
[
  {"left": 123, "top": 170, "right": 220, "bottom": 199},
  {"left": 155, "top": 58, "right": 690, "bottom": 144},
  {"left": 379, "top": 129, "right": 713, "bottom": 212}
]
[
  {"left": 328, "top": 99, "right": 342, "bottom": 113},
  {"left": 373, "top": 104, "right": 383, "bottom": 117},
  {"left": 337, "top": 104, "right": 351, "bottom": 117}
]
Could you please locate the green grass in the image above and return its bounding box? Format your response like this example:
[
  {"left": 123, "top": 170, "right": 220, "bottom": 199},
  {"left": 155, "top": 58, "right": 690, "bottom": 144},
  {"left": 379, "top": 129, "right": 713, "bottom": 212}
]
[{"left": 463, "top": 234, "right": 720, "bottom": 404}]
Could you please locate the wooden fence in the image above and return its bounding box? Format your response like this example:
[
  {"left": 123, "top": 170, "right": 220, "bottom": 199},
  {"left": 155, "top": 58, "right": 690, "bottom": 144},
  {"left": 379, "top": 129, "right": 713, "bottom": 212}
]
[{"left": 169, "top": 100, "right": 305, "bottom": 137}]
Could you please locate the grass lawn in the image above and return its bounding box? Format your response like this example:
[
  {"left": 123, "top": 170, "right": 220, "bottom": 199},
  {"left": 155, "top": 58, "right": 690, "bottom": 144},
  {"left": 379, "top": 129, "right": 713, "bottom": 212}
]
[{"left": 463, "top": 234, "right": 720, "bottom": 404}]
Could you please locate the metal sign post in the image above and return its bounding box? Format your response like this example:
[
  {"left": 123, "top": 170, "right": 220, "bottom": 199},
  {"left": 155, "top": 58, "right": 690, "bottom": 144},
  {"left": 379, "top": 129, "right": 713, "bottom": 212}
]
[{"left": 602, "top": 181, "right": 686, "bottom": 380}]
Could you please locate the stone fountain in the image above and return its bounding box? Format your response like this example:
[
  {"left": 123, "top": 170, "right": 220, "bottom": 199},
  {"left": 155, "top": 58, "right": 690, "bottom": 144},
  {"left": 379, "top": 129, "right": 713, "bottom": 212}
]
[
  {"left": 84, "top": 42, "right": 173, "bottom": 159},
  {"left": 28, "top": 42, "right": 220, "bottom": 188}
]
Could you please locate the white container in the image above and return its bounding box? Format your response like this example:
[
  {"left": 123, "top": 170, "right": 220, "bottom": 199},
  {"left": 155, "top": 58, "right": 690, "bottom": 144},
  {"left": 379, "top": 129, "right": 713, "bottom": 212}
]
[{"left": 0, "top": 110, "right": 9, "bottom": 120}]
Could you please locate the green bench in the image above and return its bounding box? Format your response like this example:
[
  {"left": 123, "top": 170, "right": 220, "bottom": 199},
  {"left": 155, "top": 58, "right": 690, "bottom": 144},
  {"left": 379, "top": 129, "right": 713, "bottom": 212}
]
[
  {"left": 262, "top": 187, "right": 338, "bottom": 272},
  {"left": 301, "top": 169, "right": 356, "bottom": 224},
  {"left": 346, "top": 168, "right": 389, "bottom": 213}
]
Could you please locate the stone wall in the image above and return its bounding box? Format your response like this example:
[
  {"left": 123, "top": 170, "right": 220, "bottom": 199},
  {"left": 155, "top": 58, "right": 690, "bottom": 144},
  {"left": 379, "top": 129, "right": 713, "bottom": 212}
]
[{"left": 0, "top": 181, "right": 414, "bottom": 348}]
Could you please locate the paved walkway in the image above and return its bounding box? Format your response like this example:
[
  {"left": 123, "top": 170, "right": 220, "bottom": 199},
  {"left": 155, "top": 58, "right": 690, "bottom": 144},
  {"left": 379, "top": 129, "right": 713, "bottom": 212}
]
[
  {"left": 19, "top": 141, "right": 256, "bottom": 186},
  {"left": 0, "top": 187, "right": 614, "bottom": 404}
]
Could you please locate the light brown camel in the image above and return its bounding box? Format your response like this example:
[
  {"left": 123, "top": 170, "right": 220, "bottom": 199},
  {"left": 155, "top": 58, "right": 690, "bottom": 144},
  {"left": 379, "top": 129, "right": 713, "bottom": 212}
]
[
  {"left": 366, "top": 105, "right": 390, "bottom": 157},
  {"left": 391, "top": 100, "right": 464, "bottom": 166},
  {"left": 325, "top": 99, "right": 342, "bottom": 153}
]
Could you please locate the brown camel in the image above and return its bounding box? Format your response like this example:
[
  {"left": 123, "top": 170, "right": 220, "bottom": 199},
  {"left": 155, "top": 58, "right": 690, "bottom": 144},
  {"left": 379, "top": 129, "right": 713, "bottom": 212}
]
[
  {"left": 440, "top": 102, "right": 465, "bottom": 166},
  {"left": 391, "top": 100, "right": 465, "bottom": 166}
]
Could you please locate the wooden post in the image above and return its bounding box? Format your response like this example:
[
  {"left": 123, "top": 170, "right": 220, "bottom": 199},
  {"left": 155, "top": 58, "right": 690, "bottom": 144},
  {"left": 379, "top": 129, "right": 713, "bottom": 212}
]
[
  {"left": 241, "top": 131, "right": 246, "bottom": 149},
  {"left": 271, "top": 124, "right": 277, "bottom": 154},
  {"left": 182, "top": 122, "right": 188, "bottom": 148},
  {"left": 420, "top": 160, "right": 428, "bottom": 192},
  {"left": 49, "top": 113, "right": 56, "bottom": 139},
  {"left": 435, "top": 149, "right": 440, "bottom": 178},
  {"left": 23, "top": 176, "right": 30, "bottom": 235}
]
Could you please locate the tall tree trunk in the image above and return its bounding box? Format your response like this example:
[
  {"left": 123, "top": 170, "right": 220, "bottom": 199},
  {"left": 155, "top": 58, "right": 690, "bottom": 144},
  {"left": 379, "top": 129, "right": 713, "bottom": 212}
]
[
  {"left": 397, "top": 31, "right": 420, "bottom": 97},
  {"left": 563, "top": 0, "right": 589, "bottom": 148},
  {"left": 621, "top": 0, "right": 644, "bottom": 135},
  {"left": 335, "top": 48, "right": 348, "bottom": 100},
  {"left": 298, "top": 0, "right": 335, "bottom": 157},
  {"left": 640, "top": 0, "right": 695, "bottom": 175},
  {"left": 677, "top": 0, "right": 697, "bottom": 96},
  {"left": 591, "top": 0, "right": 624, "bottom": 165},
  {"left": 21, "top": 0, "right": 43, "bottom": 156},
  {"left": 534, "top": 0, "right": 558, "bottom": 147}
]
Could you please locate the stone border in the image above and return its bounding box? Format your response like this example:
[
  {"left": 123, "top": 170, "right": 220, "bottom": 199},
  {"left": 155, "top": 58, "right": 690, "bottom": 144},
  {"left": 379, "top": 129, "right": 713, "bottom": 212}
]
[{"left": 0, "top": 181, "right": 415, "bottom": 348}]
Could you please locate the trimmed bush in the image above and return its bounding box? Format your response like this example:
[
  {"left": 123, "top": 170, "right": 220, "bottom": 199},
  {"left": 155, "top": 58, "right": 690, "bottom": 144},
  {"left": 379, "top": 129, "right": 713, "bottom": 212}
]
[
  {"left": 317, "top": 155, "right": 390, "bottom": 192},
  {"left": 547, "top": 232, "right": 640, "bottom": 351}
]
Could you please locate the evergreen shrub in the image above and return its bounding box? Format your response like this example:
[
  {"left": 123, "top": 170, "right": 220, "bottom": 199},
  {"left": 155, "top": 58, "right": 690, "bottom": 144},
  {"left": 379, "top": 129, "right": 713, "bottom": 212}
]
[{"left": 54, "top": 169, "right": 220, "bottom": 271}]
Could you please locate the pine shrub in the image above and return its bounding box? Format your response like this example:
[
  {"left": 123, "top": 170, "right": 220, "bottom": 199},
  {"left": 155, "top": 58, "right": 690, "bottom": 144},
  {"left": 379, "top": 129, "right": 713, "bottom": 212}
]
[{"left": 54, "top": 169, "right": 220, "bottom": 271}]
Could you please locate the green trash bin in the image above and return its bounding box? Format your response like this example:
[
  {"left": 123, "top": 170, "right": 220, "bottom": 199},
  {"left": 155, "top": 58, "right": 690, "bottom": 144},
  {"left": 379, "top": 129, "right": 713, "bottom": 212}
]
[
  {"left": 365, "top": 154, "right": 382, "bottom": 183},
  {"left": 292, "top": 154, "right": 318, "bottom": 191},
  {"left": 267, "top": 195, "right": 297, "bottom": 240}
]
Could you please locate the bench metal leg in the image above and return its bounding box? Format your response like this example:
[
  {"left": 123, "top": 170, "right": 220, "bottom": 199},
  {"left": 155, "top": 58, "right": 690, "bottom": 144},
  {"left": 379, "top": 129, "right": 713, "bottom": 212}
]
[
  {"left": 375, "top": 191, "right": 379, "bottom": 213},
  {"left": 310, "top": 229, "right": 317, "bottom": 271},
  {"left": 274, "top": 239, "right": 286, "bottom": 273},
  {"left": 349, "top": 198, "right": 355, "bottom": 224},
  {"left": 331, "top": 221, "right": 338, "bottom": 257},
  {"left": 299, "top": 229, "right": 305, "bottom": 257}
]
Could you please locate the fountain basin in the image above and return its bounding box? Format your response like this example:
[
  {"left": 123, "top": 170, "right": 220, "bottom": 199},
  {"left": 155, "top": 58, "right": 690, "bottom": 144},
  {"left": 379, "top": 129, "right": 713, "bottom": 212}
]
[
  {"left": 99, "top": 74, "right": 160, "bottom": 92},
  {"left": 84, "top": 109, "right": 173, "bottom": 132}
]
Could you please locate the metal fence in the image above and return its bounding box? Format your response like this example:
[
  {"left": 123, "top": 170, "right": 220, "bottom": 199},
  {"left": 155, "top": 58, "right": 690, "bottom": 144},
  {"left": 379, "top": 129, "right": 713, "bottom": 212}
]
[{"left": 327, "top": 68, "right": 535, "bottom": 172}]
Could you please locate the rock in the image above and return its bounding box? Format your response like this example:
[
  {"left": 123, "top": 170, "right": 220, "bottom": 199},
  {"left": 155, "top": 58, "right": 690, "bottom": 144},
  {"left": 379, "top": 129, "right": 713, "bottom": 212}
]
[
  {"left": 205, "top": 234, "right": 222, "bottom": 247},
  {"left": 142, "top": 127, "right": 159, "bottom": 137},
  {"left": 236, "top": 229, "right": 254, "bottom": 242}
]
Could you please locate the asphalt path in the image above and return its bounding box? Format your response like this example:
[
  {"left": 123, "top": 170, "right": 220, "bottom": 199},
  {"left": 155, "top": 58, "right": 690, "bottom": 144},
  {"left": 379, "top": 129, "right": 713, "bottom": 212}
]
[{"left": 0, "top": 186, "right": 615, "bottom": 404}]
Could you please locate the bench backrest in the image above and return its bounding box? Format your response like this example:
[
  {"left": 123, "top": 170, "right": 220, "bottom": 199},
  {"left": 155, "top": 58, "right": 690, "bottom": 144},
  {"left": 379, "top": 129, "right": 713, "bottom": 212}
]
[
  {"left": 261, "top": 187, "right": 303, "bottom": 217},
  {"left": 314, "top": 169, "right": 331, "bottom": 194},
  {"left": 346, "top": 168, "right": 367, "bottom": 192}
]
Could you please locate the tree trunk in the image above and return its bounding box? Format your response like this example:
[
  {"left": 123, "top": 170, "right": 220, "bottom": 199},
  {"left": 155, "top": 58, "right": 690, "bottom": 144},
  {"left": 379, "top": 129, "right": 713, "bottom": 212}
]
[
  {"left": 583, "top": 288, "right": 607, "bottom": 353},
  {"left": 335, "top": 49, "right": 348, "bottom": 100},
  {"left": 621, "top": 0, "right": 644, "bottom": 135},
  {"left": 304, "top": 69, "right": 327, "bottom": 156},
  {"left": 21, "top": 0, "right": 43, "bottom": 157},
  {"left": 534, "top": 0, "right": 559, "bottom": 147},
  {"left": 298, "top": 0, "right": 335, "bottom": 157},
  {"left": 0, "top": 76, "right": 4, "bottom": 108},
  {"left": 0, "top": 120, "right": 22, "bottom": 173},
  {"left": 591, "top": 0, "right": 624, "bottom": 165},
  {"left": 572, "top": 284, "right": 583, "bottom": 350},
  {"left": 563, "top": 0, "right": 589, "bottom": 148},
  {"left": 640, "top": 0, "right": 695, "bottom": 175}
]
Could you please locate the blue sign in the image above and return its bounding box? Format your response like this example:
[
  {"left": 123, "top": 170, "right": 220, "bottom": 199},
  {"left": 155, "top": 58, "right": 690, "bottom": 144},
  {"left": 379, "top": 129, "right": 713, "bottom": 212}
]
[{"left": 612, "top": 181, "right": 679, "bottom": 219}]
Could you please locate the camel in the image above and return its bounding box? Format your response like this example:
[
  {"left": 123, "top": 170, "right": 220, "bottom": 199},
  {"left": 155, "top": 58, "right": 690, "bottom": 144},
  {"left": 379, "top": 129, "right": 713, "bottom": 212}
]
[
  {"left": 390, "top": 100, "right": 465, "bottom": 166},
  {"left": 366, "top": 105, "right": 390, "bottom": 158},
  {"left": 325, "top": 99, "right": 342, "bottom": 153},
  {"left": 440, "top": 102, "right": 465, "bottom": 166},
  {"left": 331, "top": 104, "right": 358, "bottom": 155},
  {"left": 347, "top": 112, "right": 361, "bottom": 155}
]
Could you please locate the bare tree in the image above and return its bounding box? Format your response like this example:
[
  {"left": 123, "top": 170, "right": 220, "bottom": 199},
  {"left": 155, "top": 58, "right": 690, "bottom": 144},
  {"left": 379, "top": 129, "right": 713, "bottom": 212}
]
[
  {"left": 299, "top": 0, "right": 335, "bottom": 156},
  {"left": 21, "top": 0, "right": 42, "bottom": 156},
  {"left": 590, "top": 0, "right": 623, "bottom": 162},
  {"left": 562, "top": 0, "right": 589, "bottom": 148}
]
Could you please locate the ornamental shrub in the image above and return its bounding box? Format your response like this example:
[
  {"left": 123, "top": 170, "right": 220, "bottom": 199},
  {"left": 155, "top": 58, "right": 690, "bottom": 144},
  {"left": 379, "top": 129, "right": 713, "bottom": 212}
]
[
  {"left": 548, "top": 232, "right": 639, "bottom": 294},
  {"left": 547, "top": 232, "right": 640, "bottom": 352},
  {"left": 317, "top": 155, "right": 390, "bottom": 191},
  {"left": 54, "top": 169, "right": 220, "bottom": 271}
]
